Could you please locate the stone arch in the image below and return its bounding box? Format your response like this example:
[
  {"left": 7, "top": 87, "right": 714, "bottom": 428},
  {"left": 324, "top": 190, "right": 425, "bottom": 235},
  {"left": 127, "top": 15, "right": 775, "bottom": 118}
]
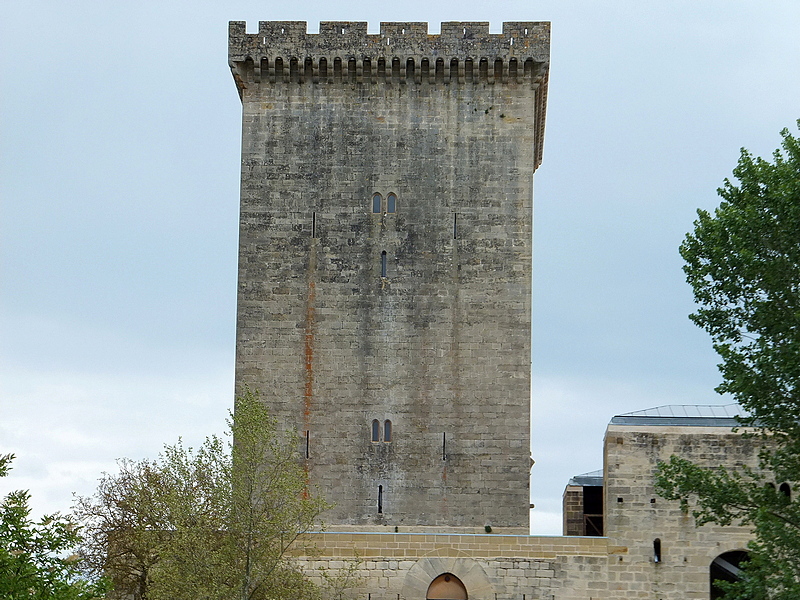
[
  {"left": 710, "top": 549, "right": 749, "bottom": 600},
  {"left": 403, "top": 556, "right": 494, "bottom": 600}
]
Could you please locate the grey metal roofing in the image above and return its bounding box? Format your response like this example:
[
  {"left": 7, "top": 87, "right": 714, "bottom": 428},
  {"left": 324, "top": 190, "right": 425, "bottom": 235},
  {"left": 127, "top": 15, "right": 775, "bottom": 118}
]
[
  {"left": 610, "top": 403, "right": 744, "bottom": 427},
  {"left": 568, "top": 469, "right": 603, "bottom": 487}
]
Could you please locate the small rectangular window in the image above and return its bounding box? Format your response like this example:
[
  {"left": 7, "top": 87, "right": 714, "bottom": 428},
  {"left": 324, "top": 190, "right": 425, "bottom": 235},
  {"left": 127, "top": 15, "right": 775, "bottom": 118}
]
[
  {"left": 311, "top": 212, "right": 317, "bottom": 238},
  {"left": 381, "top": 251, "right": 387, "bottom": 278}
]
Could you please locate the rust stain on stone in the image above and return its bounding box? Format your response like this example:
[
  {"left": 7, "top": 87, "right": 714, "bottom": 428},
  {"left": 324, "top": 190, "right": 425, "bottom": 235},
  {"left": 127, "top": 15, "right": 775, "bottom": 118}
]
[{"left": 304, "top": 279, "right": 315, "bottom": 420}]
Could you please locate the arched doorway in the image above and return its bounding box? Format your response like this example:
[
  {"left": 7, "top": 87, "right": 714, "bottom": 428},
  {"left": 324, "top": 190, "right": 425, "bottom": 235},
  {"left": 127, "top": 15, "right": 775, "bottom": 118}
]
[
  {"left": 427, "top": 573, "right": 468, "bottom": 600},
  {"left": 710, "top": 550, "right": 749, "bottom": 599},
  {"left": 402, "top": 556, "right": 492, "bottom": 599}
]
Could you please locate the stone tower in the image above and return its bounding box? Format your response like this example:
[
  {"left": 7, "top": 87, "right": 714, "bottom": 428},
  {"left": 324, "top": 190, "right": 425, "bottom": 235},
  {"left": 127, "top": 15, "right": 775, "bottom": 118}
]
[{"left": 229, "top": 21, "right": 549, "bottom": 533}]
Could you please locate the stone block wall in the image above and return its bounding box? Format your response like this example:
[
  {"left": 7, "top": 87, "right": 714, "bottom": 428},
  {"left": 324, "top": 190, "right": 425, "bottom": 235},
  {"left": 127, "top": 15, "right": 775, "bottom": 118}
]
[
  {"left": 562, "top": 486, "right": 583, "bottom": 536},
  {"left": 229, "top": 21, "right": 549, "bottom": 531},
  {"left": 603, "top": 424, "right": 760, "bottom": 599}
]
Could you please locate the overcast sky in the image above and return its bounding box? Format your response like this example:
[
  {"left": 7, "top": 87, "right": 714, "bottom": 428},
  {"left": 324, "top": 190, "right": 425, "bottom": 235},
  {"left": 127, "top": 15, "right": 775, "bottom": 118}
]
[{"left": 2, "top": 0, "right": 799, "bottom": 535}]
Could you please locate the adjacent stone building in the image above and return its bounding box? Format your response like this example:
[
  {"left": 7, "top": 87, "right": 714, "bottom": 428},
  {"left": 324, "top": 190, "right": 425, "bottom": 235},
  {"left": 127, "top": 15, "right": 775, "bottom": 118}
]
[
  {"left": 279, "top": 405, "right": 757, "bottom": 599},
  {"left": 229, "top": 20, "right": 758, "bottom": 599}
]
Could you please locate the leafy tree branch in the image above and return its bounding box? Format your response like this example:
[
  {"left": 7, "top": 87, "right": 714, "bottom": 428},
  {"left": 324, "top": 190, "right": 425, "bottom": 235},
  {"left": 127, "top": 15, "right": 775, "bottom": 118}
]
[{"left": 656, "top": 122, "right": 800, "bottom": 599}]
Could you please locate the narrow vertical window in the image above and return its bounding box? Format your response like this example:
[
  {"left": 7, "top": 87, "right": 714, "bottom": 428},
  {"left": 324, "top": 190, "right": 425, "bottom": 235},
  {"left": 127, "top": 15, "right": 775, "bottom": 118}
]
[
  {"left": 653, "top": 538, "right": 662, "bottom": 563},
  {"left": 442, "top": 432, "right": 447, "bottom": 460},
  {"left": 381, "top": 251, "right": 387, "bottom": 278},
  {"left": 494, "top": 58, "right": 503, "bottom": 83},
  {"left": 524, "top": 58, "right": 534, "bottom": 79},
  {"left": 348, "top": 58, "right": 357, "bottom": 83},
  {"left": 333, "top": 57, "right": 342, "bottom": 82},
  {"left": 305, "top": 430, "right": 310, "bottom": 459},
  {"left": 384, "top": 420, "right": 392, "bottom": 443},
  {"left": 371, "top": 419, "right": 380, "bottom": 442},
  {"left": 386, "top": 193, "right": 396, "bottom": 213},
  {"left": 372, "top": 193, "right": 382, "bottom": 213},
  {"left": 453, "top": 213, "right": 458, "bottom": 239},
  {"left": 378, "top": 485, "right": 383, "bottom": 513},
  {"left": 479, "top": 58, "right": 488, "bottom": 81},
  {"left": 311, "top": 212, "right": 317, "bottom": 238}
]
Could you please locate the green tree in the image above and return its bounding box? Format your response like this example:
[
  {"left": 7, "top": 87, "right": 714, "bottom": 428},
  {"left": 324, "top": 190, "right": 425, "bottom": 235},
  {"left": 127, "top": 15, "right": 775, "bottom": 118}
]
[
  {"left": 0, "top": 454, "right": 106, "bottom": 600},
  {"left": 74, "top": 390, "right": 328, "bottom": 600},
  {"left": 656, "top": 122, "right": 800, "bottom": 599}
]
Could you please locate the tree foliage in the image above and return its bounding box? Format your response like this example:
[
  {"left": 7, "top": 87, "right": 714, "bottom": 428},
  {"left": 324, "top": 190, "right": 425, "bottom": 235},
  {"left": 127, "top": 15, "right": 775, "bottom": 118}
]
[
  {"left": 656, "top": 123, "right": 800, "bottom": 599},
  {"left": 657, "top": 455, "right": 800, "bottom": 599},
  {"left": 681, "top": 122, "right": 800, "bottom": 439},
  {"left": 74, "top": 390, "right": 328, "bottom": 600},
  {"left": 0, "top": 453, "right": 106, "bottom": 600}
]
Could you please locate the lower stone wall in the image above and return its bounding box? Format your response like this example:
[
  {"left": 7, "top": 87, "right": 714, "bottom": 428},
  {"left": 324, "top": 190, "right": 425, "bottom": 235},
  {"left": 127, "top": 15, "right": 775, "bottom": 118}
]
[
  {"left": 292, "top": 424, "right": 760, "bottom": 599},
  {"left": 294, "top": 527, "right": 752, "bottom": 599},
  {"left": 293, "top": 532, "right": 615, "bottom": 600}
]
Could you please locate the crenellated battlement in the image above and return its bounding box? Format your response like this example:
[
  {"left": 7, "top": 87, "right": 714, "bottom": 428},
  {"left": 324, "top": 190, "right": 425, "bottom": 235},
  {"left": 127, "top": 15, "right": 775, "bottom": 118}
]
[{"left": 229, "top": 21, "right": 549, "bottom": 89}]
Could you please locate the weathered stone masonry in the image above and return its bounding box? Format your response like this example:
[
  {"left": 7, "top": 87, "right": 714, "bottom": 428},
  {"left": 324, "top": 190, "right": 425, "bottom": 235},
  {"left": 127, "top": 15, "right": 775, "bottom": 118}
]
[
  {"left": 230, "top": 21, "right": 549, "bottom": 533},
  {"left": 229, "top": 20, "right": 758, "bottom": 600}
]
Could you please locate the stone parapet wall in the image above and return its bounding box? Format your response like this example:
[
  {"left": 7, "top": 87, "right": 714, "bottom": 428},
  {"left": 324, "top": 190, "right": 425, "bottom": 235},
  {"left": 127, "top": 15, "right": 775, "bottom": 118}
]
[
  {"left": 315, "top": 524, "right": 530, "bottom": 535},
  {"left": 228, "top": 21, "right": 550, "bottom": 65},
  {"left": 298, "top": 531, "right": 613, "bottom": 559}
]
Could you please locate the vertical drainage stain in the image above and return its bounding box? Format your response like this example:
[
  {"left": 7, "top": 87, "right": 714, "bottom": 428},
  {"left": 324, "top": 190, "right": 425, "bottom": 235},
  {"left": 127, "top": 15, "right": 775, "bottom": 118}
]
[
  {"left": 442, "top": 463, "right": 448, "bottom": 521},
  {"left": 303, "top": 246, "right": 317, "bottom": 493},
  {"left": 442, "top": 432, "right": 448, "bottom": 520}
]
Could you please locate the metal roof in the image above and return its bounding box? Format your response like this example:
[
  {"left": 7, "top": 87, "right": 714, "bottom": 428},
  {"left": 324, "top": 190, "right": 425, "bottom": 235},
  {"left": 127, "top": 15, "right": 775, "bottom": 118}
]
[
  {"left": 568, "top": 469, "right": 603, "bottom": 487},
  {"left": 610, "top": 403, "right": 744, "bottom": 427}
]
